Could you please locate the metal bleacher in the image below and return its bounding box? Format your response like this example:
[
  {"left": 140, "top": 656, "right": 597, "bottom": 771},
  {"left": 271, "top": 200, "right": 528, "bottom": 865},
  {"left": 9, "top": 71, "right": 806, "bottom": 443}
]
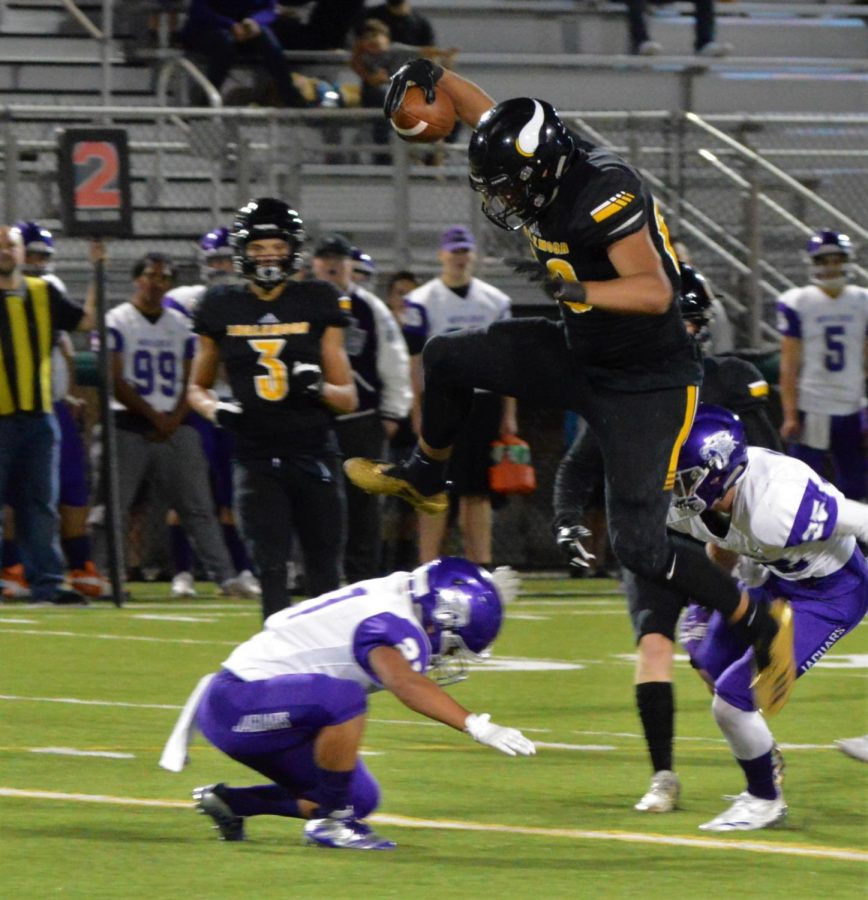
[{"left": 0, "top": 0, "right": 864, "bottom": 314}]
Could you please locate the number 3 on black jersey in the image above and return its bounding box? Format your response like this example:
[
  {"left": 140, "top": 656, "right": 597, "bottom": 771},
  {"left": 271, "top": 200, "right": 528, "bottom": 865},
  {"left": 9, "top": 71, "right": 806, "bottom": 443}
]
[{"left": 248, "top": 338, "right": 288, "bottom": 401}]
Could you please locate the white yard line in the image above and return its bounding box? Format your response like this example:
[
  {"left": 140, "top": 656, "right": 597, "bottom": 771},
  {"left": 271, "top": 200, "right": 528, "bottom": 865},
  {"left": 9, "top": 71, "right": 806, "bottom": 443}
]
[{"left": 0, "top": 787, "right": 864, "bottom": 862}]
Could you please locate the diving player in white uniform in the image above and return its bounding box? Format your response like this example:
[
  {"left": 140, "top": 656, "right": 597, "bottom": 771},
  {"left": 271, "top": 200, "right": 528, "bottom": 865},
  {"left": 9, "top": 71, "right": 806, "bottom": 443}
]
[
  {"left": 670, "top": 405, "right": 868, "bottom": 831},
  {"left": 160, "top": 558, "right": 534, "bottom": 850}
]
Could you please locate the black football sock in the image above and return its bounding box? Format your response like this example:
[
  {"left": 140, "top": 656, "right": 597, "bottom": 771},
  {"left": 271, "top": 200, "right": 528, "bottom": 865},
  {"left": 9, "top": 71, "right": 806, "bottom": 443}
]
[
  {"left": 403, "top": 445, "right": 448, "bottom": 495},
  {"left": 220, "top": 784, "right": 302, "bottom": 818},
  {"left": 636, "top": 681, "right": 675, "bottom": 773}
]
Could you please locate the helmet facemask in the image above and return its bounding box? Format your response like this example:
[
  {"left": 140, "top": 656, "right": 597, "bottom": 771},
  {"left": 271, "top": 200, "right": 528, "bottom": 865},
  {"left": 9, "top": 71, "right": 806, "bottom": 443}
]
[{"left": 231, "top": 198, "right": 305, "bottom": 289}]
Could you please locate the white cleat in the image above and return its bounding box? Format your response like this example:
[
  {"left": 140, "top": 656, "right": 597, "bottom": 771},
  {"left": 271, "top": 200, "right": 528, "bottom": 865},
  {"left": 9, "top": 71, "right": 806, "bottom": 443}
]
[
  {"left": 170, "top": 571, "right": 197, "bottom": 598},
  {"left": 634, "top": 770, "right": 681, "bottom": 812},
  {"left": 236, "top": 569, "right": 262, "bottom": 598},
  {"left": 699, "top": 791, "right": 787, "bottom": 832},
  {"left": 220, "top": 574, "right": 259, "bottom": 599},
  {"left": 836, "top": 736, "right": 868, "bottom": 763}
]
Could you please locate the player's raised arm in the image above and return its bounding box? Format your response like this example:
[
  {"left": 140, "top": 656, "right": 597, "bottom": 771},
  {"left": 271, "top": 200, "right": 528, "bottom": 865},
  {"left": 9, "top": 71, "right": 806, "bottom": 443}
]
[{"left": 384, "top": 59, "right": 494, "bottom": 129}]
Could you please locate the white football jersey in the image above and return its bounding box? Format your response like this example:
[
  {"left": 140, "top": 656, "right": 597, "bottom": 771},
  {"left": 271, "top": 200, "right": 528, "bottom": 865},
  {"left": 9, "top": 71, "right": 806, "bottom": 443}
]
[
  {"left": 669, "top": 447, "right": 856, "bottom": 582},
  {"left": 163, "top": 284, "right": 205, "bottom": 320},
  {"left": 222, "top": 572, "right": 432, "bottom": 689},
  {"left": 105, "top": 302, "right": 194, "bottom": 413},
  {"left": 402, "top": 277, "right": 511, "bottom": 341},
  {"left": 776, "top": 284, "right": 868, "bottom": 414}
]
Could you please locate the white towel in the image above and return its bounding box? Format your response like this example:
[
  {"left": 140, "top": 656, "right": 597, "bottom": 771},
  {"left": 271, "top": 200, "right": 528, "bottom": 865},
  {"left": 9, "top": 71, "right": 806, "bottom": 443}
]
[
  {"left": 159, "top": 672, "right": 215, "bottom": 773},
  {"left": 801, "top": 411, "right": 831, "bottom": 450}
]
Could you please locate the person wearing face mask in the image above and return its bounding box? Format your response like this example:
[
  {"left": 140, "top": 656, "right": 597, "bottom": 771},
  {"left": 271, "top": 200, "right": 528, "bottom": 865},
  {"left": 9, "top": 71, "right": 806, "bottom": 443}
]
[
  {"left": 777, "top": 230, "right": 868, "bottom": 500},
  {"left": 310, "top": 234, "right": 411, "bottom": 583},
  {"left": 188, "top": 199, "right": 358, "bottom": 618}
]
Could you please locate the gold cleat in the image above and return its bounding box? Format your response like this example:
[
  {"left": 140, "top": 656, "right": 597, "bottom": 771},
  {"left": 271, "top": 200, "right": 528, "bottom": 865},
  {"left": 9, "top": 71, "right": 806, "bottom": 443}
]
[
  {"left": 343, "top": 458, "right": 449, "bottom": 515},
  {"left": 750, "top": 599, "right": 796, "bottom": 717}
]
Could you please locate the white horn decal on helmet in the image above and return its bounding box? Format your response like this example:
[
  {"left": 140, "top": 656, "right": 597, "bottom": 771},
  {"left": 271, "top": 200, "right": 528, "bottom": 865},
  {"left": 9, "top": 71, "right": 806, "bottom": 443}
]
[{"left": 514, "top": 101, "right": 544, "bottom": 158}]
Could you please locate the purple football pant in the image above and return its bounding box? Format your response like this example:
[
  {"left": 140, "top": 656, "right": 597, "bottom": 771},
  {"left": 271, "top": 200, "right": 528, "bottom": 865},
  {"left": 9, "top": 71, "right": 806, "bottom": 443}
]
[
  {"left": 54, "top": 401, "right": 89, "bottom": 508},
  {"left": 196, "top": 669, "right": 379, "bottom": 817},
  {"left": 687, "top": 549, "right": 868, "bottom": 712}
]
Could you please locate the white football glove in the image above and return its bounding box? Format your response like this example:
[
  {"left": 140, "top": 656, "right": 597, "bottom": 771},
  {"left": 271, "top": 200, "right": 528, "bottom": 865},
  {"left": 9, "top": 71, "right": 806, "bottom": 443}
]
[
  {"left": 464, "top": 713, "right": 536, "bottom": 757},
  {"left": 490, "top": 566, "right": 520, "bottom": 605}
]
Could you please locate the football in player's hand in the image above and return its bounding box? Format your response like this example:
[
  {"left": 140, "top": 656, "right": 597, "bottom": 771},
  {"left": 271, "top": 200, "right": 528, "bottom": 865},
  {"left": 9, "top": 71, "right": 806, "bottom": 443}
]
[{"left": 390, "top": 85, "right": 456, "bottom": 143}]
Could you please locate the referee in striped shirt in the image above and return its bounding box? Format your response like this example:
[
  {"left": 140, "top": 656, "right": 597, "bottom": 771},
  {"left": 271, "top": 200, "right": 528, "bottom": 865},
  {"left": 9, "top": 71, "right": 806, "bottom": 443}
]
[{"left": 0, "top": 224, "right": 95, "bottom": 604}]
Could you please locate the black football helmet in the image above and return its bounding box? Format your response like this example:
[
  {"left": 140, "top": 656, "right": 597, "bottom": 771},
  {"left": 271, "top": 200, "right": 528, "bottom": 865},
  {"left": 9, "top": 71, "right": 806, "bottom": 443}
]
[
  {"left": 468, "top": 98, "right": 578, "bottom": 231},
  {"left": 679, "top": 264, "right": 713, "bottom": 345},
  {"left": 231, "top": 197, "right": 305, "bottom": 288}
]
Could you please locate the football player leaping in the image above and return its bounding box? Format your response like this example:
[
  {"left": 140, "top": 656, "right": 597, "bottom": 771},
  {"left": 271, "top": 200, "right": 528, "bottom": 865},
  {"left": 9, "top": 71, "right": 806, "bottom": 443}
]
[{"left": 344, "top": 61, "right": 796, "bottom": 718}]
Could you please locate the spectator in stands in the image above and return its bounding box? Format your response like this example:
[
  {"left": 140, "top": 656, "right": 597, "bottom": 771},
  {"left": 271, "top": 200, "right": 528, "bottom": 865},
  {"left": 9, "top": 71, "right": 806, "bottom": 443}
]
[
  {"left": 90, "top": 250, "right": 247, "bottom": 597},
  {"left": 0, "top": 224, "right": 95, "bottom": 605},
  {"left": 179, "top": 0, "right": 308, "bottom": 107},
  {"left": 401, "top": 226, "right": 517, "bottom": 566},
  {"left": 777, "top": 229, "right": 867, "bottom": 500},
  {"left": 625, "top": 0, "right": 731, "bottom": 56},
  {"left": 273, "top": 0, "right": 365, "bottom": 50},
  {"left": 351, "top": 18, "right": 456, "bottom": 164},
  {"left": 356, "top": 0, "right": 435, "bottom": 47},
  {"left": 188, "top": 199, "right": 357, "bottom": 618},
  {"left": 311, "top": 233, "right": 411, "bottom": 582},
  {"left": 162, "top": 227, "right": 261, "bottom": 600}
]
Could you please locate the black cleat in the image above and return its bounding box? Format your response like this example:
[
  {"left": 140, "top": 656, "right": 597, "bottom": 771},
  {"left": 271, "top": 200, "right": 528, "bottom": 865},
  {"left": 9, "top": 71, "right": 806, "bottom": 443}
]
[
  {"left": 343, "top": 458, "right": 448, "bottom": 515},
  {"left": 192, "top": 783, "right": 245, "bottom": 841}
]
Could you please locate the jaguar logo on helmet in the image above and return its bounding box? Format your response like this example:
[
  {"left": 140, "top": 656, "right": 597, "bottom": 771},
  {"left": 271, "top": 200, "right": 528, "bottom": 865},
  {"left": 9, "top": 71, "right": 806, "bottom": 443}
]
[{"left": 699, "top": 430, "right": 738, "bottom": 471}]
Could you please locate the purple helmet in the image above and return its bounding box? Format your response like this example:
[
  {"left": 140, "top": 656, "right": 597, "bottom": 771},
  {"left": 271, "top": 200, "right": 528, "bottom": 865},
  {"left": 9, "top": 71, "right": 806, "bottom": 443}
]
[
  {"left": 805, "top": 229, "right": 853, "bottom": 290},
  {"left": 15, "top": 221, "right": 55, "bottom": 275},
  {"left": 198, "top": 226, "right": 233, "bottom": 282},
  {"left": 351, "top": 246, "right": 375, "bottom": 280},
  {"left": 410, "top": 556, "right": 504, "bottom": 684},
  {"left": 673, "top": 405, "right": 748, "bottom": 516}
]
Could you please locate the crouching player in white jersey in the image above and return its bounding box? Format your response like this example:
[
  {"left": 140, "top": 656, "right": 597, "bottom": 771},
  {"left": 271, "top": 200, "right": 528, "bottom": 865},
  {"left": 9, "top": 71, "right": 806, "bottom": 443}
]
[
  {"left": 160, "top": 558, "right": 534, "bottom": 850},
  {"left": 671, "top": 405, "right": 868, "bottom": 831}
]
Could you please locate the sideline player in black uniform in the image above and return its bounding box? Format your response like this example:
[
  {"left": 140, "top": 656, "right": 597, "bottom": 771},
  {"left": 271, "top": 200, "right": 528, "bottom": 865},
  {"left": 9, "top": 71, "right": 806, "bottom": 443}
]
[
  {"left": 188, "top": 198, "right": 357, "bottom": 618},
  {"left": 554, "top": 264, "right": 782, "bottom": 812},
  {"left": 342, "top": 62, "right": 794, "bottom": 714}
]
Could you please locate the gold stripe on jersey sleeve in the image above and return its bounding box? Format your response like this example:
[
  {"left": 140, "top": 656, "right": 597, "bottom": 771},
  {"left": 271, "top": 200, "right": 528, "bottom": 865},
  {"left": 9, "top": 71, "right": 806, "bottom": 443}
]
[
  {"left": 664, "top": 384, "right": 699, "bottom": 491},
  {"left": 590, "top": 192, "right": 636, "bottom": 223},
  {"left": 748, "top": 380, "right": 769, "bottom": 398},
  {"left": 25, "top": 277, "right": 52, "bottom": 412}
]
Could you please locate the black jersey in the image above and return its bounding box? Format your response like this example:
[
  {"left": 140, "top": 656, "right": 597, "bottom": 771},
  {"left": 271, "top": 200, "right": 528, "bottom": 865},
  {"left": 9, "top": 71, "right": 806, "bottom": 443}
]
[
  {"left": 700, "top": 354, "right": 780, "bottom": 450},
  {"left": 194, "top": 279, "right": 349, "bottom": 459},
  {"left": 525, "top": 134, "right": 701, "bottom": 392}
]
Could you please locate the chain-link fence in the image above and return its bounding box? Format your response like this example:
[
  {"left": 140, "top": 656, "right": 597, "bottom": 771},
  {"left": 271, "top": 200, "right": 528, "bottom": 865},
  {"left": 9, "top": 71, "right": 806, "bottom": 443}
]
[{"left": 1, "top": 104, "right": 864, "bottom": 571}]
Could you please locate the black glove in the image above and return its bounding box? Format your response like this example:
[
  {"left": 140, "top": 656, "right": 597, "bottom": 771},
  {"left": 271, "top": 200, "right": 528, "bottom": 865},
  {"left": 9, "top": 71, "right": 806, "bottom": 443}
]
[
  {"left": 214, "top": 400, "right": 244, "bottom": 431},
  {"left": 503, "top": 257, "right": 587, "bottom": 303},
  {"left": 555, "top": 524, "right": 596, "bottom": 569},
  {"left": 383, "top": 58, "right": 444, "bottom": 118},
  {"left": 290, "top": 360, "right": 323, "bottom": 398}
]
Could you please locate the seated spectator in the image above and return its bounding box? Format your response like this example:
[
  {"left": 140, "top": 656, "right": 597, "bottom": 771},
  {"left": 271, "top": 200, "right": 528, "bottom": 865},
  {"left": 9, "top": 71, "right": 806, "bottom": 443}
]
[
  {"left": 179, "top": 0, "right": 308, "bottom": 107},
  {"left": 626, "top": 0, "right": 732, "bottom": 56},
  {"left": 355, "top": 0, "right": 435, "bottom": 47},
  {"left": 273, "top": 0, "right": 365, "bottom": 50},
  {"left": 351, "top": 19, "right": 456, "bottom": 162}
]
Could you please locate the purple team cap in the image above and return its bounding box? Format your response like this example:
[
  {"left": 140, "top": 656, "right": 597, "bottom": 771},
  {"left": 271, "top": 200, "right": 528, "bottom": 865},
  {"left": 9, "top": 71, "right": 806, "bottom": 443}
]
[{"left": 440, "top": 225, "right": 476, "bottom": 252}]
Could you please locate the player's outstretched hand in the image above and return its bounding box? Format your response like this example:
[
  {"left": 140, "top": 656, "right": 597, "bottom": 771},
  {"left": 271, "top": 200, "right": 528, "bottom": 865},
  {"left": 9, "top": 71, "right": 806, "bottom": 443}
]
[
  {"left": 465, "top": 713, "right": 536, "bottom": 757},
  {"left": 491, "top": 566, "right": 521, "bottom": 605},
  {"left": 384, "top": 58, "right": 444, "bottom": 117},
  {"left": 556, "top": 524, "right": 596, "bottom": 569}
]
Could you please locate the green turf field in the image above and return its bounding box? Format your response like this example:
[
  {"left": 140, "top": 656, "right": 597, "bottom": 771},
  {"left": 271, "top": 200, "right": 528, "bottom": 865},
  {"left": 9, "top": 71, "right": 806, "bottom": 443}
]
[{"left": 1, "top": 578, "right": 866, "bottom": 898}]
